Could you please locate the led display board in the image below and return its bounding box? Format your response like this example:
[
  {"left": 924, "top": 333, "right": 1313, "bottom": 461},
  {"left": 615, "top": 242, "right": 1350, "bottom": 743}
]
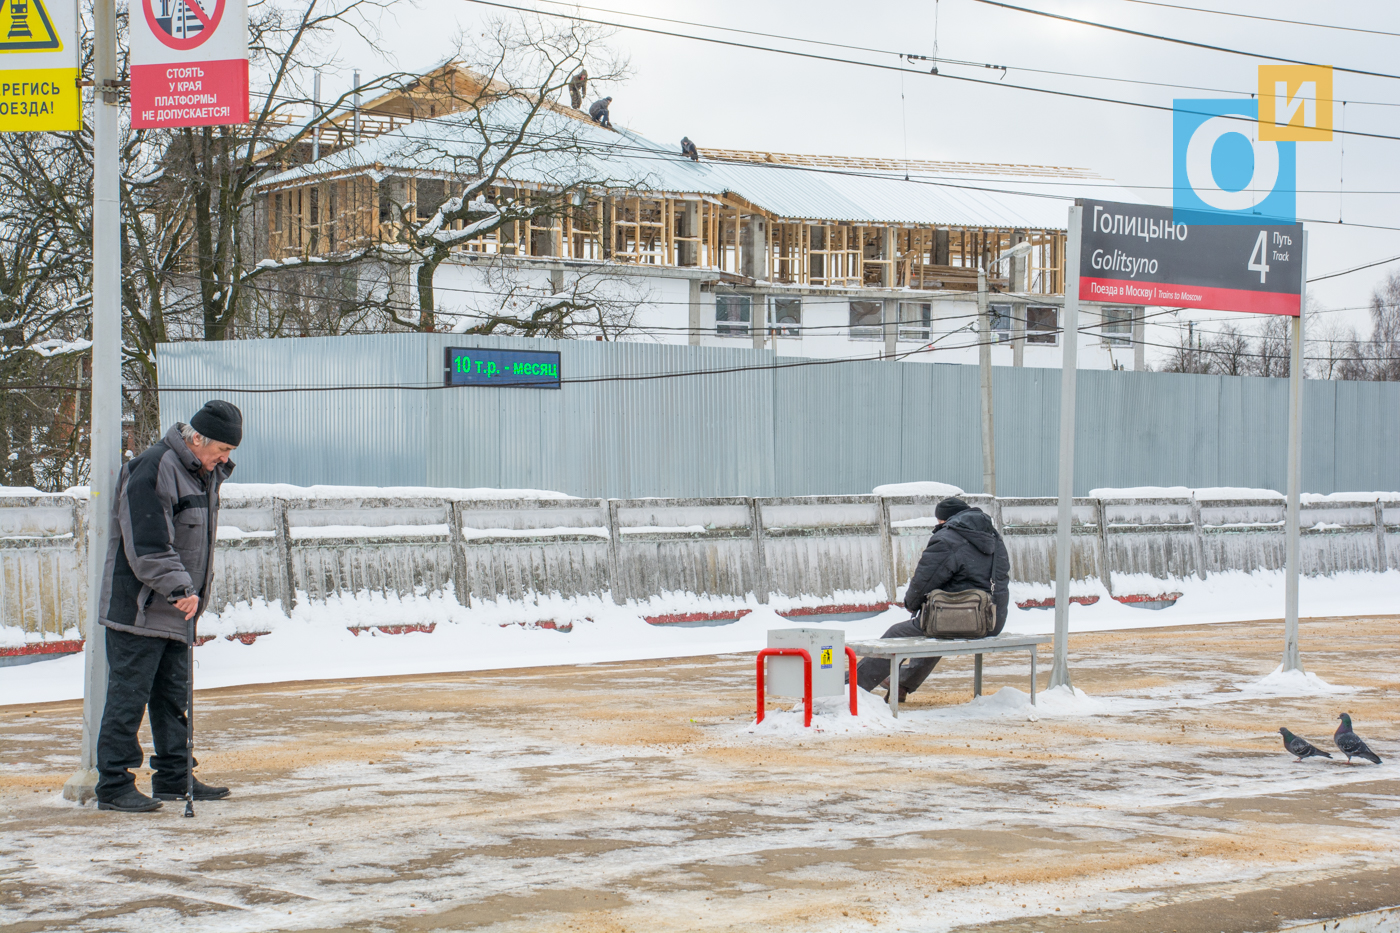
[{"left": 443, "top": 347, "right": 561, "bottom": 389}]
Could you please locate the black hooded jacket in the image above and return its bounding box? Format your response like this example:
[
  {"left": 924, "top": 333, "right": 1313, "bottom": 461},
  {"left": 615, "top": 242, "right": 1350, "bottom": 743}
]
[{"left": 903, "top": 507, "right": 1011, "bottom": 634}]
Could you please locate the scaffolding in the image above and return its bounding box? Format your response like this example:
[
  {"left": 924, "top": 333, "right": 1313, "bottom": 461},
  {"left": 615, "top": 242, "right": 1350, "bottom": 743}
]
[{"left": 260, "top": 175, "right": 1067, "bottom": 295}]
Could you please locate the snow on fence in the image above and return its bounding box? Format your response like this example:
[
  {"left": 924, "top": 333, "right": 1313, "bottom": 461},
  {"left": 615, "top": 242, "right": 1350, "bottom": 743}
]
[{"left": 2, "top": 488, "right": 1397, "bottom": 643}]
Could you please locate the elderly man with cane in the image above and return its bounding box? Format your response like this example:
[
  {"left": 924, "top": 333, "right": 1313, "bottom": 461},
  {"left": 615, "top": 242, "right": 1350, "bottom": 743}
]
[{"left": 93, "top": 401, "right": 241, "bottom": 813}]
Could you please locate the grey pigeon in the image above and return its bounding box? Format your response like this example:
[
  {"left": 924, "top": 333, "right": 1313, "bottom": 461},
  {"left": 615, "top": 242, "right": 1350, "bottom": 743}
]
[
  {"left": 1334, "top": 713, "right": 1383, "bottom": 765},
  {"left": 1279, "top": 727, "right": 1332, "bottom": 762}
]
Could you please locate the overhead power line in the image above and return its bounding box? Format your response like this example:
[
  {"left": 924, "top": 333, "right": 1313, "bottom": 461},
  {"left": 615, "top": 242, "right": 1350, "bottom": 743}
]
[
  {"left": 1307, "top": 253, "right": 1400, "bottom": 284},
  {"left": 515, "top": 0, "right": 1400, "bottom": 108},
  {"left": 1110, "top": 0, "right": 1400, "bottom": 39},
  {"left": 972, "top": 0, "right": 1400, "bottom": 81},
  {"left": 457, "top": 0, "right": 1400, "bottom": 143}
]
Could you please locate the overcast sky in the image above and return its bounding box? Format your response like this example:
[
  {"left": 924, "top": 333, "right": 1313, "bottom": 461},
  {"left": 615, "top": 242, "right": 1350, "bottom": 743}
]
[{"left": 331, "top": 0, "right": 1400, "bottom": 339}]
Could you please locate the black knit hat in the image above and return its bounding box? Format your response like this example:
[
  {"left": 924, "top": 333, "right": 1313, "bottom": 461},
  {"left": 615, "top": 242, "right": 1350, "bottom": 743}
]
[
  {"left": 190, "top": 400, "right": 243, "bottom": 446},
  {"left": 935, "top": 496, "right": 971, "bottom": 521}
]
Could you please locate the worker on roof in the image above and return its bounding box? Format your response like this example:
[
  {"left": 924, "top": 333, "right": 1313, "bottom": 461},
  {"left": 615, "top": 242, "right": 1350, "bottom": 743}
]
[
  {"left": 589, "top": 97, "right": 612, "bottom": 128},
  {"left": 681, "top": 137, "right": 698, "bottom": 162},
  {"left": 568, "top": 68, "right": 588, "bottom": 110}
]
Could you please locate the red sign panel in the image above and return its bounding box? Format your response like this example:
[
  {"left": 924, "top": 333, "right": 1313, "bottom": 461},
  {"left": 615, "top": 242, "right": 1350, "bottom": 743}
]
[{"left": 130, "top": 0, "right": 246, "bottom": 128}]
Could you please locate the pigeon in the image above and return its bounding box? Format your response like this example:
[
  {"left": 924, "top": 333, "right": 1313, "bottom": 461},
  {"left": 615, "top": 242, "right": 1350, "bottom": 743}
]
[
  {"left": 1279, "top": 727, "right": 1332, "bottom": 762},
  {"left": 1334, "top": 713, "right": 1383, "bottom": 765}
]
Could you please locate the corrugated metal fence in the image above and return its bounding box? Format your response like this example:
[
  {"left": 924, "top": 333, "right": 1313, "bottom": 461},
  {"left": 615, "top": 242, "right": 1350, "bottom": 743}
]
[
  {"left": 156, "top": 334, "right": 1400, "bottom": 498},
  {"left": 4, "top": 490, "right": 1396, "bottom": 641}
]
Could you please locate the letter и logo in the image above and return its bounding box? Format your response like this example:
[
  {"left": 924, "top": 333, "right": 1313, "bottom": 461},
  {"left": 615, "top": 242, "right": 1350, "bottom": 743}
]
[
  {"left": 1172, "top": 98, "right": 1295, "bottom": 226},
  {"left": 1258, "top": 65, "right": 1332, "bottom": 142}
]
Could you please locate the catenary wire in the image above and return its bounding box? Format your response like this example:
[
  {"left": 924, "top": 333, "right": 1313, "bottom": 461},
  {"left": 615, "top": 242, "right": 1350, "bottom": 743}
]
[
  {"left": 454, "top": 0, "right": 1400, "bottom": 142},
  {"left": 510, "top": 0, "right": 1400, "bottom": 107},
  {"left": 971, "top": 0, "right": 1400, "bottom": 80},
  {"left": 1108, "top": 0, "right": 1400, "bottom": 39}
]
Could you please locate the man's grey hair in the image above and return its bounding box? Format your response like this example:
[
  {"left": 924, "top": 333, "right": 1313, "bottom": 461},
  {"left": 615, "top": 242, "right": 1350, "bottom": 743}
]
[{"left": 179, "top": 423, "right": 206, "bottom": 446}]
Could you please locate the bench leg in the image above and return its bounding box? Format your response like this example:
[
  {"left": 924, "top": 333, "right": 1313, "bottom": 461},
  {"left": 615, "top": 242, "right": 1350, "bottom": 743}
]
[
  {"left": 974, "top": 653, "right": 983, "bottom": 698},
  {"left": 1030, "top": 647, "right": 1038, "bottom": 706},
  {"left": 889, "top": 655, "right": 900, "bottom": 719}
]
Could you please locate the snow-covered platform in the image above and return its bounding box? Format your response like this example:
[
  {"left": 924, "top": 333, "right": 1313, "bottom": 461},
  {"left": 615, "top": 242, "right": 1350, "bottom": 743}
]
[{"left": 4, "top": 616, "right": 1398, "bottom": 933}]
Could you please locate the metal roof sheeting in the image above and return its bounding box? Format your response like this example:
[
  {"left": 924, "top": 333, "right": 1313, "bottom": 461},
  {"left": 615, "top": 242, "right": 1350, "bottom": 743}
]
[{"left": 258, "top": 99, "right": 1142, "bottom": 229}]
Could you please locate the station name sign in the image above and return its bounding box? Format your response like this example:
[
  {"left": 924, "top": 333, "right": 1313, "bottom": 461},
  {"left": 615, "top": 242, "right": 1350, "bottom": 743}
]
[
  {"left": 444, "top": 347, "right": 561, "bottom": 389},
  {"left": 1078, "top": 198, "right": 1303, "bottom": 316}
]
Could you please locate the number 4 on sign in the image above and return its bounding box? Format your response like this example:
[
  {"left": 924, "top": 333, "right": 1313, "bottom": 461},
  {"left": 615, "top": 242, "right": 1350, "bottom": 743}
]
[{"left": 1249, "top": 230, "right": 1271, "bottom": 284}]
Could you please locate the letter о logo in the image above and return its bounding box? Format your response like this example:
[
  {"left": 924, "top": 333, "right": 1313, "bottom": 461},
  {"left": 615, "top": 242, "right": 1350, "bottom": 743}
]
[{"left": 1172, "top": 99, "right": 1295, "bottom": 226}]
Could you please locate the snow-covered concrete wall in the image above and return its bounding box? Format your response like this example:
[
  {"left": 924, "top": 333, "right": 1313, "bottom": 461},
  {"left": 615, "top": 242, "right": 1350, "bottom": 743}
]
[{"left": 4, "top": 487, "right": 1396, "bottom": 644}]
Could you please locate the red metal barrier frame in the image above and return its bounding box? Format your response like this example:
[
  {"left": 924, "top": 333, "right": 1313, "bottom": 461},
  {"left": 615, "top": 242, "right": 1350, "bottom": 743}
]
[
  {"left": 755, "top": 648, "right": 813, "bottom": 727},
  {"left": 844, "top": 646, "right": 859, "bottom": 718}
]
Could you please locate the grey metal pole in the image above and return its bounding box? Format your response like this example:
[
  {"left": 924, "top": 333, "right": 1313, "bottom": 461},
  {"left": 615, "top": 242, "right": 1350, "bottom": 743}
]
[
  {"left": 977, "top": 265, "right": 996, "bottom": 496},
  {"left": 1049, "top": 205, "right": 1083, "bottom": 690},
  {"left": 1283, "top": 231, "right": 1307, "bottom": 672},
  {"left": 352, "top": 70, "right": 361, "bottom": 143},
  {"left": 63, "top": 0, "right": 121, "bottom": 804},
  {"left": 311, "top": 72, "right": 321, "bottom": 162}
]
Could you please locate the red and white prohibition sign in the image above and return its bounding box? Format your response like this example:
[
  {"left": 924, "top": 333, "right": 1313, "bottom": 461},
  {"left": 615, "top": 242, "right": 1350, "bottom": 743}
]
[{"left": 130, "top": 0, "right": 247, "bottom": 128}]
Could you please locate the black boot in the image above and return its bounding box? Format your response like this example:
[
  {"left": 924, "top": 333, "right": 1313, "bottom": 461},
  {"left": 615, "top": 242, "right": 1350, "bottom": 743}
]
[
  {"left": 98, "top": 789, "right": 163, "bottom": 812},
  {"left": 153, "top": 777, "right": 230, "bottom": 801}
]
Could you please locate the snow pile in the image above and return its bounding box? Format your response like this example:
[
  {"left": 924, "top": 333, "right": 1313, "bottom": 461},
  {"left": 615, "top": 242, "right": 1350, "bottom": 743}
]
[
  {"left": 873, "top": 481, "right": 965, "bottom": 498},
  {"left": 1303, "top": 491, "right": 1400, "bottom": 503},
  {"left": 742, "top": 687, "right": 908, "bottom": 737},
  {"left": 221, "top": 483, "right": 574, "bottom": 500},
  {"left": 1003, "top": 569, "right": 1400, "bottom": 636},
  {"left": 1235, "top": 664, "right": 1359, "bottom": 697},
  {"left": 1090, "top": 486, "right": 1287, "bottom": 500},
  {"left": 909, "top": 685, "right": 1113, "bottom": 724},
  {"left": 0, "top": 593, "right": 907, "bottom": 706}
]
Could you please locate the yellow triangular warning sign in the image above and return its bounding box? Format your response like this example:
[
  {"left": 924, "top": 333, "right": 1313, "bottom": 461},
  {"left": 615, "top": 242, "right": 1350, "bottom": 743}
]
[{"left": 0, "top": 0, "right": 62, "bottom": 53}]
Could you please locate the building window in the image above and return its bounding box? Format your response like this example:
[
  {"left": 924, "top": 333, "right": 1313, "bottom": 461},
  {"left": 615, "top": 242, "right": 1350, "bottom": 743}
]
[
  {"left": 1101, "top": 307, "right": 1133, "bottom": 345},
  {"left": 769, "top": 297, "right": 801, "bottom": 336},
  {"left": 716, "top": 295, "right": 751, "bottom": 337},
  {"left": 849, "top": 300, "right": 883, "bottom": 340},
  {"left": 989, "top": 303, "right": 1014, "bottom": 343},
  {"left": 1026, "top": 305, "right": 1058, "bottom": 344},
  {"left": 898, "top": 301, "right": 931, "bottom": 341}
]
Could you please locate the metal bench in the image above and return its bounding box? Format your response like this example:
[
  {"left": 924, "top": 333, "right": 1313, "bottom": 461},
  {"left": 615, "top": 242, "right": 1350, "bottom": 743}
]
[{"left": 847, "top": 634, "right": 1053, "bottom": 718}]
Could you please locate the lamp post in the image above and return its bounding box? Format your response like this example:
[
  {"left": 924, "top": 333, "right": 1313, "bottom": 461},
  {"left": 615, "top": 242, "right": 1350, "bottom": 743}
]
[
  {"left": 62, "top": 0, "right": 121, "bottom": 803},
  {"left": 977, "top": 239, "right": 1033, "bottom": 497}
]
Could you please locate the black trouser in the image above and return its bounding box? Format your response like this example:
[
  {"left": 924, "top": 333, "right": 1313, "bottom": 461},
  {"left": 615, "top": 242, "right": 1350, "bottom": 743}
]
[
  {"left": 855, "top": 619, "right": 940, "bottom": 694},
  {"left": 97, "top": 627, "right": 194, "bottom": 800}
]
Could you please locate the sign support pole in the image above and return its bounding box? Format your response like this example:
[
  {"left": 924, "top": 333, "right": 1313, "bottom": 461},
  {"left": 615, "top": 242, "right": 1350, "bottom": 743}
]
[
  {"left": 1282, "top": 231, "right": 1307, "bottom": 672},
  {"left": 1049, "top": 204, "right": 1083, "bottom": 690},
  {"left": 62, "top": 0, "right": 121, "bottom": 803},
  {"left": 977, "top": 264, "right": 996, "bottom": 496}
]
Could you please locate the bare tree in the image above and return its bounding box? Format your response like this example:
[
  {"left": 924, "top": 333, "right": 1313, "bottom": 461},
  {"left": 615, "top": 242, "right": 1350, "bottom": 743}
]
[
  {"left": 450, "top": 259, "right": 649, "bottom": 339},
  {"left": 0, "top": 132, "right": 93, "bottom": 488},
  {"left": 1306, "top": 314, "right": 1355, "bottom": 381},
  {"left": 361, "top": 15, "right": 632, "bottom": 332},
  {"left": 1206, "top": 323, "right": 1251, "bottom": 376},
  {"left": 1345, "top": 270, "right": 1400, "bottom": 381}
]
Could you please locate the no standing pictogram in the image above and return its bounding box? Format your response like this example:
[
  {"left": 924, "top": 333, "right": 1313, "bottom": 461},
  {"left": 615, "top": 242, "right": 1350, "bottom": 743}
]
[{"left": 144, "top": 0, "right": 225, "bottom": 51}]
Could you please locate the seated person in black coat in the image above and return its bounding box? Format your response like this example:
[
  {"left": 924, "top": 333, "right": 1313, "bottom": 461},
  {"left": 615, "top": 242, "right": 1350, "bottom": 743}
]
[{"left": 855, "top": 497, "right": 1011, "bottom": 699}]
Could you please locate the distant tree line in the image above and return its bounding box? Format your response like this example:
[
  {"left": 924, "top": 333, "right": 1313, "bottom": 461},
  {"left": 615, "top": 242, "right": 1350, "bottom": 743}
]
[{"left": 1157, "top": 269, "right": 1400, "bottom": 382}]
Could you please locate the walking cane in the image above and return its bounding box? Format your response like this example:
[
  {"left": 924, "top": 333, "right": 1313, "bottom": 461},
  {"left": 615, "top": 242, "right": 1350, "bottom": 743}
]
[{"left": 185, "top": 609, "right": 195, "bottom": 818}]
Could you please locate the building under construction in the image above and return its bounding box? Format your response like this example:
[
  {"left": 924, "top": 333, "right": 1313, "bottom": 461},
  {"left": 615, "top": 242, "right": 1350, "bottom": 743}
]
[{"left": 249, "top": 64, "right": 1148, "bottom": 371}]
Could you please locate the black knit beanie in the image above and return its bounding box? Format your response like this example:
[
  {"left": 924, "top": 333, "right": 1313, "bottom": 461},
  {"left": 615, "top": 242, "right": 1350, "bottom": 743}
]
[
  {"left": 190, "top": 400, "right": 243, "bottom": 446},
  {"left": 934, "top": 496, "right": 971, "bottom": 521}
]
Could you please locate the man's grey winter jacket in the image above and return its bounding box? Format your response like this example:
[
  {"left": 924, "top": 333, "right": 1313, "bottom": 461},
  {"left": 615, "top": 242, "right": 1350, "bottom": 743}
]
[
  {"left": 98, "top": 424, "right": 233, "bottom": 643},
  {"left": 903, "top": 507, "right": 1011, "bottom": 634}
]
